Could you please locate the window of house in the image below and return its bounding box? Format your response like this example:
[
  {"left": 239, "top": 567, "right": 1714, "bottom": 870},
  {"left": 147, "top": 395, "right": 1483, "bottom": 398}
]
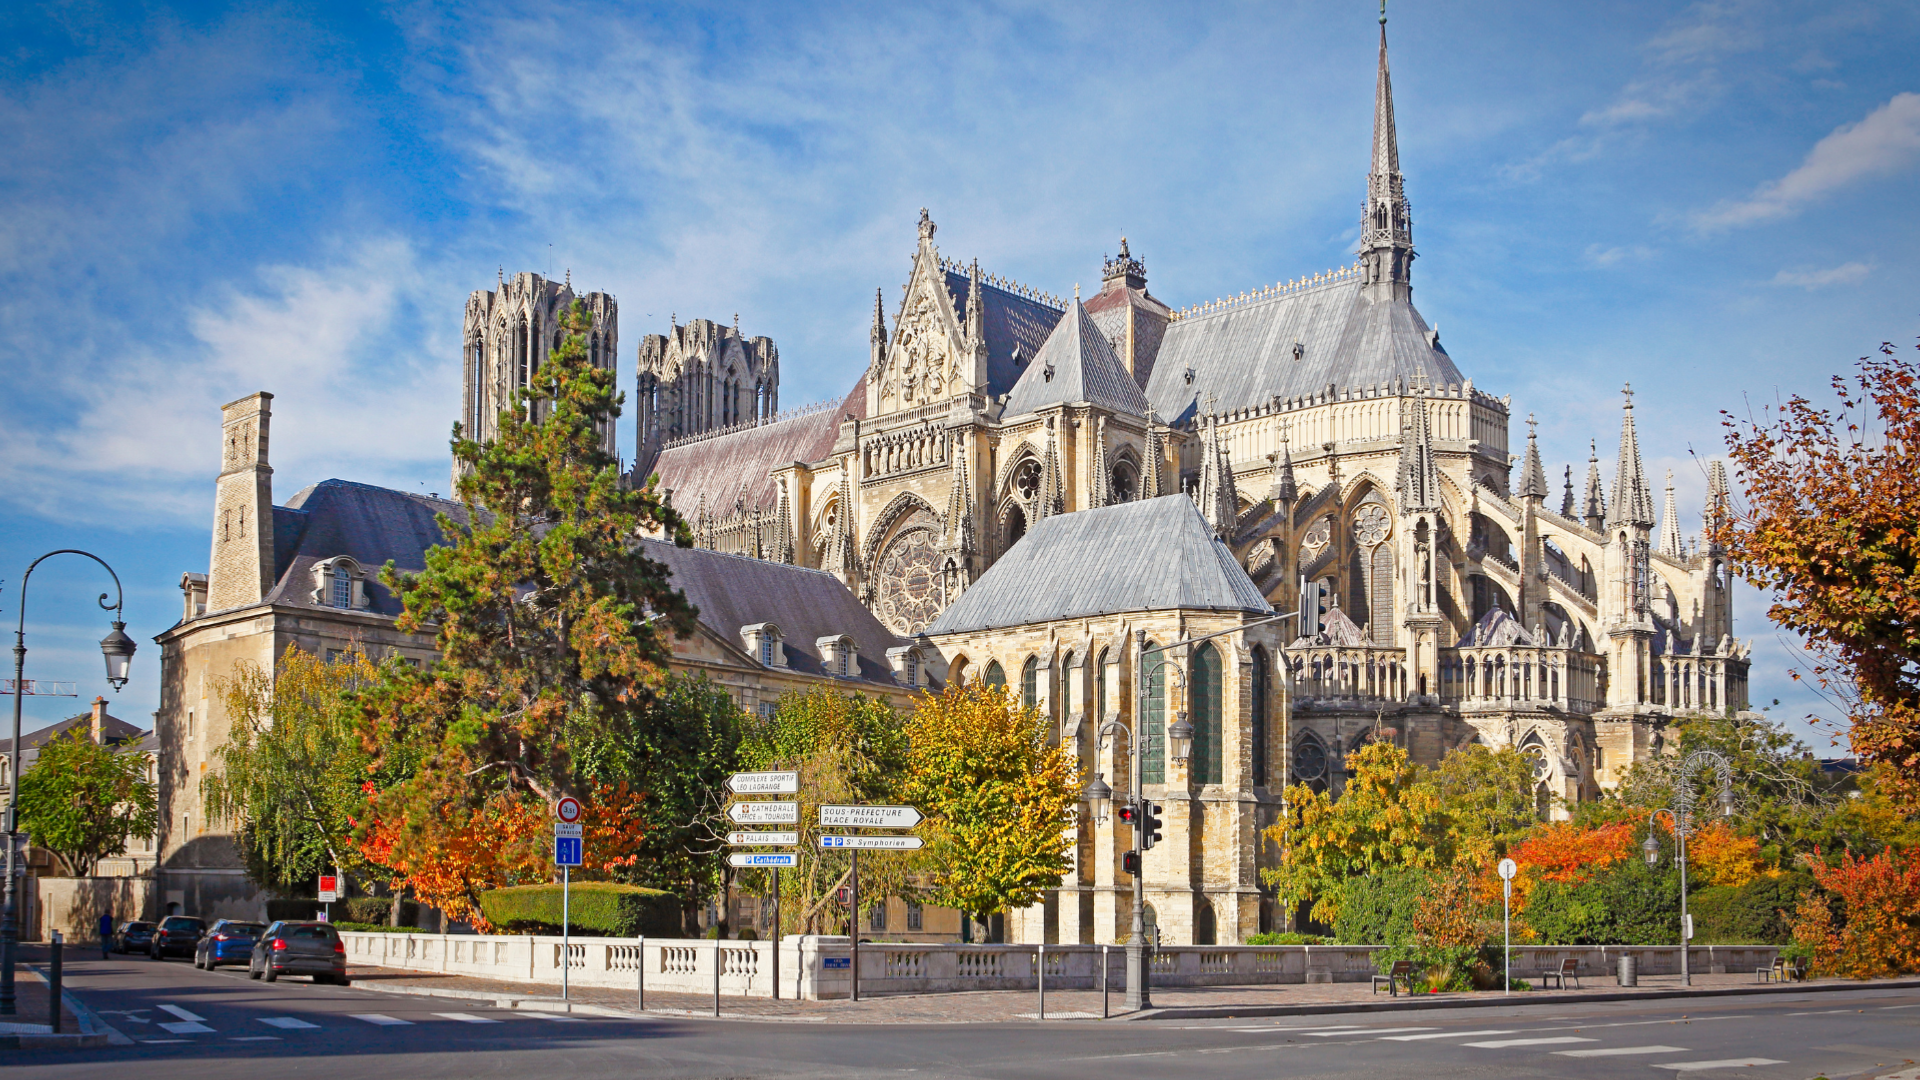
[
  {"left": 905, "top": 651, "right": 918, "bottom": 687},
  {"left": 332, "top": 565, "right": 352, "bottom": 608},
  {"left": 869, "top": 902, "right": 886, "bottom": 932},
  {"left": 760, "top": 635, "right": 774, "bottom": 665},
  {"left": 906, "top": 902, "right": 923, "bottom": 931}
]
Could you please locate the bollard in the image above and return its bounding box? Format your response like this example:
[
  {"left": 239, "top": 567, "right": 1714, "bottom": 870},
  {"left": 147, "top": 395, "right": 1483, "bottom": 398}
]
[
  {"left": 1101, "top": 944, "right": 1110, "bottom": 1020},
  {"left": 1617, "top": 953, "right": 1638, "bottom": 987},
  {"left": 636, "top": 935, "right": 645, "bottom": 1013},
  {"left": 1036, "top": 943, "right": 1045, "bottom": 1021},
  {"left": 49, "top": 931, "right": 63, "bottom": 1035},
  {"left": 714, "top": 940, "right": 722, "bottom": 1018}
]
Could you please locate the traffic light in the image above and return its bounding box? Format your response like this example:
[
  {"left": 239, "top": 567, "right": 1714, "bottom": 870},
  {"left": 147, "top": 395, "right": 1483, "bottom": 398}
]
[
  {"left": 1121, "top": 851, "right": 1140, "bottom": 877},
  {"left": 1116, "top": 803, "right": 1138, "bottom": 828},
  {"left": 1300, "top": 577, "right": 1327, "bottom": 638},
  {"left": 1140, "top": 803, "right": 1164, "bottom": 850}
]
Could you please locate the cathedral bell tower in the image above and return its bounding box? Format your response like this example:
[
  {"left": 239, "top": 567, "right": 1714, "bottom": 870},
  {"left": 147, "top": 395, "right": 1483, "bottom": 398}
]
[{"left": 1360, "top": 7, "right": 1414, "bottom": 300}]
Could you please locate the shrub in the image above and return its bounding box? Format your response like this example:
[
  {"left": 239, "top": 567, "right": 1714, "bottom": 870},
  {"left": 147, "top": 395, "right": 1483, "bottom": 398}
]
[
  {"left": 1791, "top": 848, "right": 1920, "bottom": 978},
  {"left": 331, "top": 922, "right": 425, "bottom": 933},
  {"left": 266, "top": 897, "right": 422, "bottom": 926},
  {"left": 1333, "top": 868, "right": 1430, "bottom": 946},
  {"left": 1692, "top": 872, "right": 1813, "bottom": 945},
  {"left": 1245, "top": 932, "right": 1329, "bottom": 945},
  {"left": 1523, "top": 855, "right": 1682, "bottom": 945},
  {"left": 479, "top": 882, "right": 680, "bottom": 937}
]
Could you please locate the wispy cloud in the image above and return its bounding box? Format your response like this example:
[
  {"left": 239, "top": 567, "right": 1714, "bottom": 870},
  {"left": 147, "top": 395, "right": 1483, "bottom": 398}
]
[
  {"left": 1584, "top": 243, "right": 1657, "bottom": 267},
  {"left": 1694, "top": 93, "right": 1920, "bottom": 230},
  {"left": 1769, "top": 261, "right": 1872, "bottom": 288}
]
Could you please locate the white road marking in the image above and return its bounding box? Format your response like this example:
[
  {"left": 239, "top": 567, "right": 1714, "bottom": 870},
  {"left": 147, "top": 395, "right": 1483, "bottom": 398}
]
[
  {"left": 1309, "top": 1027, "right": 1436, "bottom": 1036},
  {"left": 230, "top": 1036, "right": 280, "bottom": 1042},
  {"left": 258, "top": 1017, "right": 321, "bottom": 1030},
  {"left": 141, "top": 1039, "right": 190, "bottom": 1044},
  {"left": 351, "top": 1014, "right": 413, "bottom": 1026},
  {"left": 1554, "top": 1046, "right": 1691, "bottom": 1057},
  {"left": 525, "top": 1014, "right": 588, "bottom": 1022},
  {"left": 1380, "top": 1029, "right": 1516, "bottom": 1041},
  {"left": 1785, "top": 1009, "right": 1850, "bottom": 1016},
  {"left": 1464, "top": 1036, "right": 1598, "bottom": 1048},
  {"left": 433, "top": 1012, "right": 502, "bottom": 1024},
  {"left": 1880, "top": 1003, "right": 1920, "bottom": 1010},
  {"left": 157, "top": 1021, "right": 214, "bottom": 1035},
  {"left": 1652, "top": 1059, "right": 1788, "bottom": 1072},
  {"left": 157, "top": 1005, "right": 206, "bottom": 1023}
]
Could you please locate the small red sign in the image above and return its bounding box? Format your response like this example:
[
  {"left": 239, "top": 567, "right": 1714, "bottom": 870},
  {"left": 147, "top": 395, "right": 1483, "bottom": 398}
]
[{"left": 555, "top": 796, "right": 583, "bottom": 823}]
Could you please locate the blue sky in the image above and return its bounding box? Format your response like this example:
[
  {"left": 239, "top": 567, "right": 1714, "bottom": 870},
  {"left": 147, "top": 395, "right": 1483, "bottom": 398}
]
[{"left": 1, "top": 1, "right": 1914, "bottom": 748}]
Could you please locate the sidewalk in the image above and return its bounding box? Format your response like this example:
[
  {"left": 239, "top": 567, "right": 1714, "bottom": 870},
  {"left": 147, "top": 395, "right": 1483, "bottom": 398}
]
[
  {"left": 0, "top": 947, "right": 101, "bottom": 1049},
  {"left": 344, "top": 963, "right": 1920, "bottom": 1024}
]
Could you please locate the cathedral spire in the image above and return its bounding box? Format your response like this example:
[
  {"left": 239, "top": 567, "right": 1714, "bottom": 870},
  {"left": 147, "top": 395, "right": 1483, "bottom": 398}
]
[
  {"left": 1659, "top": 469, "right": 1682, "bottom": 557},
  {"left": 1197, "top": 412, "right": 1238, "bottom": 538},
  {"left": 1583, "top": 440, "right": 1607, "bottom": 530},
  {"left": 1607, "top": 384, "right": 1656, "bottom": 528},
  {"left": 1142, "top": 411, "right": 1164, "bottom": 499},
  {"left": 1520, "top": 414, "right": 1549, "bottom": 501},
  {"left": 1561, "top": 465, "right": 1575, "bottom": 518},
  {"left": 1269, "top": 422, "right": 1298, "bottom": 506},
  {"left": 1360, "top": 7, "right": 1414, "bottom": 297},
  {"left": 1396, "top": 379, "right": 1441, "bottom": 512},
  {"left": 1037, "top": 419, "right": 1063, "bottom": 521},
  {"left": 1703, "top": 459, "right": 1730, "bottom": 552}
]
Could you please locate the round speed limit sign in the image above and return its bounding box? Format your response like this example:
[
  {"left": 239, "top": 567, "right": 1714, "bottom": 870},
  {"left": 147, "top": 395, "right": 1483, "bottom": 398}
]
[{"left": 555, "top": 796, "right": 583, "bottom": 823}]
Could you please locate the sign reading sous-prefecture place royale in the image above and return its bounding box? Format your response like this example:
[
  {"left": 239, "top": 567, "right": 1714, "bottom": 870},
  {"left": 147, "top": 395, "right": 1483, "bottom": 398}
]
[{"left": 818, "top": 804, "right": 923, "bottom": 829}]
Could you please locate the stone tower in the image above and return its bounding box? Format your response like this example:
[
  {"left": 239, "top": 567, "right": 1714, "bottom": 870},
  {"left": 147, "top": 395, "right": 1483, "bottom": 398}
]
[
  {"left": 633, "top": 315, "right": 780, "bottom": 479},
  {"left": 206, "top": 392, "right": 274, "bottom": 613}
]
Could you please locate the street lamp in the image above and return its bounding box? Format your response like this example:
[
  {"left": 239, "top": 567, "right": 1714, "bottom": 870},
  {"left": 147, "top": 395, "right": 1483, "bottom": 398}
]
[
  {"left": 1167, "top": 711, "right": 1194, "bottom": 764},
  {"left": 3, "top": 550, "right": 131, "bottom": 1017},
  {"left": 1641, "top": 749, "right": 1736, "bottom": 987},
  {"left": 1082, "top": 773, "right": 1113, "bottom": 823}
]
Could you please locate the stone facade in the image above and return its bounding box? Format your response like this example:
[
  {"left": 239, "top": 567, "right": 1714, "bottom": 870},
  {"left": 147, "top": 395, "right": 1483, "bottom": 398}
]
[{"left": 634, "top": 316, "right": 781, "bottom": 478}]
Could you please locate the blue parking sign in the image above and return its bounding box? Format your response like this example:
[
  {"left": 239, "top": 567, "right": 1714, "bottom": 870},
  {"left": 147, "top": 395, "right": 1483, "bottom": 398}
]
[{"left": 554, "top": 835, "right": 582, "bottom": 866}]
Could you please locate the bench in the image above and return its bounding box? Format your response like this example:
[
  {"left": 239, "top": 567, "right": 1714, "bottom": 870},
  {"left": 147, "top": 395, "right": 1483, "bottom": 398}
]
[
  {"left": 1371, "top": 960, "right": 1415, "bottom": 996},
  {"left": 1757, "top": 956, "right": 1808, "bottom": 983},
  {"left": 1540, "top": 957, "right": 1583, "bottom": 990}
]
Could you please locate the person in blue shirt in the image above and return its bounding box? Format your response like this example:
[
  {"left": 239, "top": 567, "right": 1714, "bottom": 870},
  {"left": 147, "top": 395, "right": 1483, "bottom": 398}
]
[{"left": 99, "top": 910, "right": 114, "bottom": 959}]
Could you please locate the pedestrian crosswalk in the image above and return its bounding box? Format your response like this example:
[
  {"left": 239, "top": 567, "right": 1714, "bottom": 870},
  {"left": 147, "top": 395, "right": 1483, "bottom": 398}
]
[
  {"left": 1249, "top": 1020, "right": 1801, "bottom": 1074},
  {"left": 134, "top": 1002, "right": 608, "bottom": 1044}
]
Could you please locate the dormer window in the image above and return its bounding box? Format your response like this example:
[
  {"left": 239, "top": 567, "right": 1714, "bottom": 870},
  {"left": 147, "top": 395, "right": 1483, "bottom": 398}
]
[
  {"left": 741, "top": 623, "right": 786, "bottom": 669},
  {"left": 309, "top": 557, "right": 369, "bottom": 611},
  {"left": 817, "top": 634, "right": 858, "bottom": 678},
  {"left": 886, "top": 645, "right": 922, "bottom": 688}
]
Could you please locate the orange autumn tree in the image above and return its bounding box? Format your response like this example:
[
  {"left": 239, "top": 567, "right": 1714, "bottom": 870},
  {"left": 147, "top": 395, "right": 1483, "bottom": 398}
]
[
  {"left": 1791, "top": 848, "right": 1920, "bottom": 978},
  {"left": 355, "top": 301, "right": 698, "bottom": 905},
  {"left": 1718, "top": 341, "right": 1920, "bottom": 803}
]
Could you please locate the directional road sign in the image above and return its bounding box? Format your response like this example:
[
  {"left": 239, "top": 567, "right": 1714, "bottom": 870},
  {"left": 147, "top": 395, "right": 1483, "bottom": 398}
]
[
  {"left": 726, "top": 770, "right": 800, "bottom": 795},
  {"left": 728, "top": 852, "right": 798, "bottom": 868},
  {"left": 818, "top": 835, "right": 923, "bottom": 850},
  {"left": 728, "top": 831, "right": 799, "bottom": 846},
  {"left": 554, "top": 836, "right": 582, "bottom": 866},
  {"left": 728, "top": 801, "right": 799, "bottom": 825},
  {"left": 555, "top": 796, "right": 583, "bottom": 823},
  {"left": 554, "top": 822, "right": 583, "bottom": 838},
  {"left": 818, "top": 804, "right": 922, "bottom": 829}
]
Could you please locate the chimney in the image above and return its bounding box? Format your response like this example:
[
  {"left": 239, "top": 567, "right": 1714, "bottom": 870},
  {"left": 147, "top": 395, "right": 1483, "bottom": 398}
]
[{"left": 91, "top": 697, "right": 108, "bottom": 744}]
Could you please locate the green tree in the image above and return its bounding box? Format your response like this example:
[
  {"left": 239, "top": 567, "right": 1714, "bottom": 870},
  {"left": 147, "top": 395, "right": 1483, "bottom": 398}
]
[
  {"left": 901, "top": 682, "right": 1079, "bottom": 933},
  {"left": 16, "top": 728, "right": 157, "bottom": 876},
  {"left": 204, "top": 645, "right": 405, "bottom": 891},
  {"left": 572, "top": 673, "right": 744, "bottom": 930},
  {"left": 1523, "top": 837, "right": 1683, "bottom": 946},
  {"left": 357, "top": 299, "right": 694, "bottom": 880},
  {"left": 1434, "top": 744, "right": 1544, "bottom": 864},
  {"left": 734, "top": 686, "right": 909, "bottom": 935}
]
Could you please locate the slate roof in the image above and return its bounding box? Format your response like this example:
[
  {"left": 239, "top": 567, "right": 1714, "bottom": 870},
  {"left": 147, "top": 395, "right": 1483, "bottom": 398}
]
[
  {"left": 649, "top": 379, "right": 863, "bottom": 516},
  {"left": 1002, "top": 297, "right": 1151, "bottom": 419},
  {"left": 942, "top": 270, "right": 1065, "bottom": 400},
  {"left": 0, "top": 709, "right": 145, "bottom": 757},
  {"left": 926, "top": 495, "right": 1271, "bottom": 635},
  {"left": 1145, "top": 277, "right": 1465, "bottom": 425},
  {"left": 637, "top": 539, "right": 909, "bottom": 688},
  {"left": 250, "top": 480, "right": 471, "bottom": 619}
]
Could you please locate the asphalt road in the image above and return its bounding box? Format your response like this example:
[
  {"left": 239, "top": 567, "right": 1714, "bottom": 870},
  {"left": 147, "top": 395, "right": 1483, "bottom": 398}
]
[{"left": 8, "top": 951, "right": 1919, "bottom": 1079}]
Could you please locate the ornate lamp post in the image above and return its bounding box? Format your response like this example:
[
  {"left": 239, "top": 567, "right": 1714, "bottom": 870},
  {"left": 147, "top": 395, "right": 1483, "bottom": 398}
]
[
  {"left": 1641, "top": 749, "right": 1735, "bottom": 987},
  {"left": 3, "top": 550, "right": 133, "bottom": 1016}
]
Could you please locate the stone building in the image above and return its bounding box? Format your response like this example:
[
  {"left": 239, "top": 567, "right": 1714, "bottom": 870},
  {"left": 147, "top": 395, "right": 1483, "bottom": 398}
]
[
  {"left": 634, "top": 315, "right": 781, "bottom": 478},
  {"left": 155, "top": 392, "right": 923, "bottom": 922},
  {"left": 646, "top": 15, "right": 1757, "bottom": 945},
  {"left": 458, "top": 270, "right": 619, "bottom": 487}
]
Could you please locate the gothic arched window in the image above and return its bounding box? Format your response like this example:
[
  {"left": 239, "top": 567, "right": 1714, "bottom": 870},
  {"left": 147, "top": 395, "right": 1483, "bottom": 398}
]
[
  {"left": 1095, "top": 647, "right": 1111, "bottom": 721},
  {"left": 1192, "top": 643, "right": 1223, "bottom": 784},
  {"left": 1293, "top": 735, "right": 1329, "bottom": 793},
  {"left": 983, "top": 660, "right": 1005, "bottom": 688},
  {"left": 1021, "top": 656, "right": 1039, "bottom": 712},
  {"left": 1143, "top": 643, "right": 1166, "bottom": 784},
  {"left": 1250, "top": 645, "right": 1269, "bottom": 788},
  {"left": 1109, "top": 461, "right": 1137, "bottom": 503}
]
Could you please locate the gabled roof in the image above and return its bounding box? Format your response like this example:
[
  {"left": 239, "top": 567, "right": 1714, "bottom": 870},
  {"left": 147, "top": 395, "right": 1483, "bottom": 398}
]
[
  {"left": 638, "top": 539, "right": 908, "bottom": 688},
  {"left": 1002, "top": 298, "right": 1151, "bottom": 419},
  {"left": 649, "top": 380, "right": 861, "bottom": 517},
  {"left": 941, "top": 269, "right": 1064, "bottom": 400},
  {"left": 1145, "top": 277, "right": 1465, "bottom": 424},
  {"left": 926, "top": 495, "right": 1270, "bottom": 635},
  {"left": 255, "top": 480, "right": 471, "bottom": 618},
  {"left": 0, "top": 710, "right": 145, "bottom": 756}
]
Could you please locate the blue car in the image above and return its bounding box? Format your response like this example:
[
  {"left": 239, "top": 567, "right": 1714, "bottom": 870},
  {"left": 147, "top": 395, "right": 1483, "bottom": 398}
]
[{"left": 195, "top": 920, "right": 265, "bottom": 969}]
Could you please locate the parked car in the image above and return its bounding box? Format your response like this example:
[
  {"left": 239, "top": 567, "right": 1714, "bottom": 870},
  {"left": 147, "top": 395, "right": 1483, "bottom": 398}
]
[
  {"left": 248, "top": 921, "right": 348, "bottom": 985},
  {"left": 113, "top": 920, "right": 156, "bottom": 954},
  {"left": 148, "top": 916, "right": 206, "bottom": 960},
  {"left": 195, "top": 920, "right": 265, "bottom": 970}
]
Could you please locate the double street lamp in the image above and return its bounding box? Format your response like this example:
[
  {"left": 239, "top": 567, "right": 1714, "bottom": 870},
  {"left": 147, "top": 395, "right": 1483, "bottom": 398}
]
[
  {"left": 1082, "top": 609, "right": 1297, "bottom": 1012},
  {"left": 1640, "top": 748, "right": 1735, "bottom": 988},
  {"left": 3, "top": 550, "right": 135, "bottom": 1016}
]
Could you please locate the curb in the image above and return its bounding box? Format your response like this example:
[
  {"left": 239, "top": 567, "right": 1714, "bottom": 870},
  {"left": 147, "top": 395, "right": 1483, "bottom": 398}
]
[
  {"left": 352, "top": 981, "right": 640, "bottom": 1019},
  {"left": 1123, "top": 976, "right": 1920, "bottom": 1021},
  {"left": 3, "top": 965, "right": 134, "bottom": 1049}
]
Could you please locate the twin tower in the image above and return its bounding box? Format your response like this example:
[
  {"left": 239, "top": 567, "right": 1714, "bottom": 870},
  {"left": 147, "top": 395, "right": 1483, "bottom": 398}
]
[{"left": 457, "top": 270, "right": 781, "bottom": 485}]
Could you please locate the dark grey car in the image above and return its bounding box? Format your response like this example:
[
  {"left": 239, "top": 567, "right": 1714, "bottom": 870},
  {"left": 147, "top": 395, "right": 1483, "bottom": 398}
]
[{"left": 248, "top": 921, "right": 348, "bottom": 985}]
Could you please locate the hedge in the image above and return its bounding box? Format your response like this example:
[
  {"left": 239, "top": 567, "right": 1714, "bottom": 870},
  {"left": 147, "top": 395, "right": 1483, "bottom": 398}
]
[
  {"left": 479, "top": 883, "right": 680, "bottom": 937},
  {"left": 267, "top": 898, "right": 422, "bottom": 926},
  {"left": 1690, "top": 872, "right": 1813, "bottom": 945}
]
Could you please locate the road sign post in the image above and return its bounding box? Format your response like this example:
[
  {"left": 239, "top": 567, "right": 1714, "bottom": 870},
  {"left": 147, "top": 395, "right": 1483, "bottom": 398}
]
[
  {"left": 555, "top": 802, "right": 585, "bottom": 1003},
  {"left": 1497, "top": 857, "right": 1518, "bottom": 995},
  {"left": 319, "top": 873, "right": 338, "bottom": 922},
  {"left": 850, "top": 849, "right": 859, "bottom": 1003}
]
